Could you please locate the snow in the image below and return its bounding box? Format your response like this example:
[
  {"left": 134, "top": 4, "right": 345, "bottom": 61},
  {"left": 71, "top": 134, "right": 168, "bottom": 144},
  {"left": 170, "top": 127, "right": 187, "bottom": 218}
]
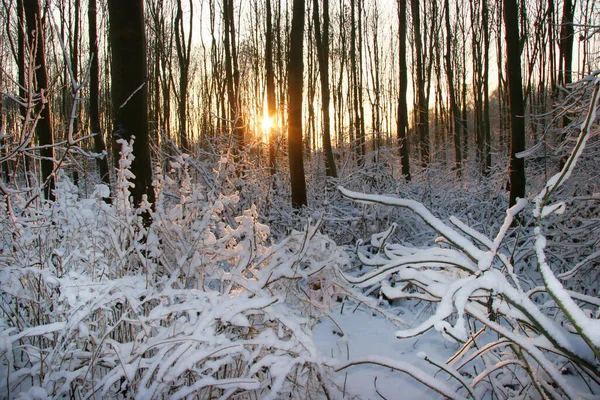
[
  {"left": 314, "top": 307, "right": 461, "bottom": 399},
  {"left": 338, "top": 186, "right": 489, "bottom": 265},
  {"left": 2, "top": 77, "right": 600, "bottom": 398}
]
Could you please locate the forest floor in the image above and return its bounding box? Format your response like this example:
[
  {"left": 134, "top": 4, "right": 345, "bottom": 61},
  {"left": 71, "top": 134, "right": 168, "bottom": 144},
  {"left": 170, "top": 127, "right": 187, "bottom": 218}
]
[{"left": 315, "top": 304, "right": 456, "bottom": 399}]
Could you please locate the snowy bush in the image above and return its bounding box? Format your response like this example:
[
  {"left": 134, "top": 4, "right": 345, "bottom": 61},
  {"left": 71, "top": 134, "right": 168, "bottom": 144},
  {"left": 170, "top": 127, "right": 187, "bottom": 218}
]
[
  {"left": 0, "top": 139, "right": 345, "bottom": 399},
  {"left": 336, "top": 77, "right": 600, "bottom": 399}
]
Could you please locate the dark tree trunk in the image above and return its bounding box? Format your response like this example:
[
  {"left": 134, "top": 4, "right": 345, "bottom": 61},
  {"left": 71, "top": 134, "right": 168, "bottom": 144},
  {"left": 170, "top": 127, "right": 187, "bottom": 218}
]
[
  {"left": 175, "top": 0, "right": 192, "bottom": 150},
  {"left": 0, "top": 101, "right": 6, "bottom": 183},
  {"left": 223, "top": 0, "right": 244, "bottom": 162},
  {"left": 23, "top": 0, "right": 55, "bottom": 200},
  {"left": 88, "top": 0, "right": 110, "bottom": 187},
  {"left": 288, "top": 0, "right": 308, "bottom": 208},
  {"left": 482, "top": 0, "right": 491, "bottom": 174},
  {"left": 71, "top": 0, "right": 80, "bottom": 186},
  {"left": 444, "top": 0, "right": 462, "bottom": 176},
  {"left": 357, "top": 0, "right": 366, "bottom": 162},
  {"left": 313, "top": 0, "right": 337, "bottom": 178},
  {"left": 397, "top": 0, "right": 411, "bottom": 180},
  {"left": 350, "top": 0, "right": 363, "bottom": 165},
  {"left": 266, "top": 0, "right": 277, "bottom": 175},
  {"left": 558, "top": 0, "right": 574, "bottom": 89},
  {"left": 503, "top": 0, "right": 526, "bottom": 206},
  {"left": 411, "top": 0, "right": 429, "bottom": 168},
  {"left": 107, "top": 0, "right": 155, "bottom": 214},
  {"left": 558, "top": 0, "right": 574, "bottom": 168}
]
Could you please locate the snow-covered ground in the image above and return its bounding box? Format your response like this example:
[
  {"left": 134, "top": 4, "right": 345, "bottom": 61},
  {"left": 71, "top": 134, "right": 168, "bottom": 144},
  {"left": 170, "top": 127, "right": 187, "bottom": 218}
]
[
  {"left": 315, "top": 306, "right": 457, "bottom": 399},
  {"left": 2, "top": 78, "right": 600, "bottom": 399}
]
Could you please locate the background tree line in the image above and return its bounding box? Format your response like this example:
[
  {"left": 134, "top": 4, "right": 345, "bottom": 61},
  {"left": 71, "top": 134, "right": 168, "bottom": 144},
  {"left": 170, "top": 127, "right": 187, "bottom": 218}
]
[{"left": 0, "top": 0, "right": 597, "bottom": 209}]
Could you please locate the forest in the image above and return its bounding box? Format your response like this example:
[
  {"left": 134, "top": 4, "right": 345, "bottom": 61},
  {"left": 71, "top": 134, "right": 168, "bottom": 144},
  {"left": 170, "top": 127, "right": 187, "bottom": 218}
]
[{"left": 0, "top": 0, "right": 599, "bottom": 398}]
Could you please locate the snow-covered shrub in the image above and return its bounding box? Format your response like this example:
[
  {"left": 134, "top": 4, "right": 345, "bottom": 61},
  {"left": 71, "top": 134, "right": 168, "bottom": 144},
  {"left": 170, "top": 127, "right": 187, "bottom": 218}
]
[
  {"left": 0, "top": 139, "right": 345, "bottom": 399},
  {"left": 336, "top": 77, "right": 600, "bottom": 399}
]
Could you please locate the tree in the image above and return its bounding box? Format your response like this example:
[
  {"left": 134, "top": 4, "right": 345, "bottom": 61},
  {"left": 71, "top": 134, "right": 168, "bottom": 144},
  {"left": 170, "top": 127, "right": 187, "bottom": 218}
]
[
  {"left": 504, "top": 0, "right": 526, "bottom": 206},
  {"left": 558, "top": 0, "right": 574, "bottom": 90},
  {"left": 411, "top": 0, "right": 429, "bottom": 168},
  {"left": 88, "top": 0, "right": 110, "bottom": 187},
  {"left": 482, "top": 0, "right": 491, "bottom": 173},
  {"left": 288, "top": 0, "right": 308, "bottom": 208},
  {"left": 223, "top": 0, "right": 244, "bottom": 161},
  {"left": 350, "top": 0, "right": 365, "bottom": 165},
  {"left": 70, "top": 0, "right": 81, "bottom": 186},
  {"left": 174, "top": 0, "right": 193, "bottom": 150},
  {"left": 397, "top": 0, "right": 410, "bottom": 180},
  {"left": 443, "top": 0, "right": 462, "bottom": 175},
  {"left": 23, "top": 0, "right": 55, "bottom": 200},
  {"left": 558, "top": 0, "right": 574, "bottom": 168},
  {"left": 265, "top": 0, "right": 277, "bottom": 175},
  {"left": 313, "top": 0, "right": 337, "bottom": 178},
  {"left": 107, "top": 0, "right": 155, "bottom": 212}
]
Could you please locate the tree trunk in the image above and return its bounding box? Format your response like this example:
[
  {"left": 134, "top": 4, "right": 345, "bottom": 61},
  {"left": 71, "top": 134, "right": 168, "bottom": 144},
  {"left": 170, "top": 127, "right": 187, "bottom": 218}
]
[
  {"left": 558, "top": 0, "right": 574, "bottom": 168},
  {"left": 107, "top": 0, "right": 155, "bottom": 215},
  {"left": 313, "top": 0, "right": 337, "bottom": 178},
  {"left": 397, "top": 0, "right": 411, "bottom": 180},
  {"left": 350, "top": 0, "right": 364, "bottom": 165},
  {"left": 266, "top": 0, "right": 277, "bottom": 175},
  {"left": 504, "top": 0, "right": 526, "bottom": 206},
  {"left": 0, "top": 101, "right": 7, "bottom": 183},
  {"left": 23, "top": 0, "right": 55, "bottom": 200},
  {"left": 223, "top": 0, "right": 244, "bottom": 162},
  {"left": 558, "top": 0, "right": 574, "bottom": 89},
  {"left": 288, "top": 0, "right": 308, "bottom": 208},
  {"left": 174, "top": 0, "right": 192, "bottom": 150},
  {"left": 444, "top": 0, "right": 462, "bottom": 176},
  {"left": 411, "top": 0, "right": 429, "bottom": 168},
  {"left": 71, "top": 0, "right": 80, "bottom": 186},
  {"left": 482, "top": 0, "right": 491, "bottom": 174},
  {"left": 88, "top": 0, "right": 110, "bottom": 187}
]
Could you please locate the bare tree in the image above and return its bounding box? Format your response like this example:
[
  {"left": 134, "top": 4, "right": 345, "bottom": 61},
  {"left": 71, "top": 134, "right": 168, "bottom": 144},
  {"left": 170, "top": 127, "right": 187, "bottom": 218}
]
[
  {"left": 411, "top": 0, "right": 429, "bottom": 168},
  {"left": 88, "top": 0, "right": 110, "bottom": 186},
  {"left": 350, "top": 0, "right": 365, "bottom": 165},
  {"left": 265, "top": 0, "right": 277, "bottom": 175},
  {"left": 558, "top": 0, "right": 574, "bottom": 169},
  {"left": 503, "top": 0, "right": 526, "bottom": 206},
  {"left": 107, "top": 0, "right": 155, "bottom": 215},
  {"left": 482, "top": 0, "right": 491, "bottom": 173},
  {"left": 443, "top": 0, "right": 462, "bottom": 175},
  {"left": 313, "top": 0, "right": 337, "bottom": 177},
  {"left": 288, "top": 0, "right": 308, "bottom": 208},
  {"left": 223, "top": 0, "right": 244, "bottom": 160},
  {"left": 397, "top": 0, "right": 410, "bottom": 180},
  {"left": 23, "top": 0, "right": 55, "bottom": 200},
  {"left": 174, "top": 0, "right": 193, "bottom": 150}
]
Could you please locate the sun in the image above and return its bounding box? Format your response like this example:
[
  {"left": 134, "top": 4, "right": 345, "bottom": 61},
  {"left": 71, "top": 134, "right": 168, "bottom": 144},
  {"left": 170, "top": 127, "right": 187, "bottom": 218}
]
[{"left": 261, "top": 116, "right": 274, "bottom": 133}]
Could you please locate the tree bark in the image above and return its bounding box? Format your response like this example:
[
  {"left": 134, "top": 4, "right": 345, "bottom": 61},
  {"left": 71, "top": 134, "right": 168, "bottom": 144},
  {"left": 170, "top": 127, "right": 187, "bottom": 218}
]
[
  {"left": 71, "top": 0, "right": 81, "bottom": 186},
  {"left": 443, "top": 0, "right": 462, "bottom": 176},
  {"left": 223, "top": 0, "right": 244, "bottom": 162},
  {"left": 482, "top": 0, "right": 491, "bottom": 174},
  {"left": 23, "top": 0, "right": 55, "bottom": 200},
  {"left": 288, "top": 0, "right": 308, "bottom": 208},
  {"left": 174, "top": 0, "right": 192, "bottom": 150},
  {"left": 411, "top": 0, "right": 429, "bottom": 168},
  {"left": 88, "top": 0, "right": 110, "bottom": 187},
  {"left": 504, "top": 0, "right": 526, "bottom": 206},
  {"left": 266, "top": 0, "right": 277, "bottom": 175},
  {"left": 107, "top": 0, "right": 155, "bottom": 214},
  {"left": 397, "top": 0, "right": 411, "bottom": 180},
  {"left": 558, "top": 0, "right": 574, "bottom": 169},
  {"left": 313, "top": 0, "right": 337, "bottom": 178}
]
